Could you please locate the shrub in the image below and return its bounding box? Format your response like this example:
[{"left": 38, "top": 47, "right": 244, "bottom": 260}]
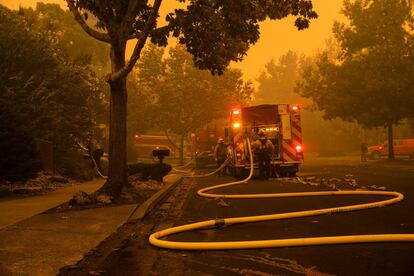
[{"left": 0, "top": 119, "right": 41, "bottom": 182}]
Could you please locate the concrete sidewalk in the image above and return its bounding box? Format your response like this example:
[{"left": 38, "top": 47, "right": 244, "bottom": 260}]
[
  {"left": 0, "top": 179, "right": 105, "bottom": 229},
  {"left": 0, "top": 174, "right": 183, "bottom": 276},
  {"left": 0, "top": 204, "right": 136, "bottom": 275}
]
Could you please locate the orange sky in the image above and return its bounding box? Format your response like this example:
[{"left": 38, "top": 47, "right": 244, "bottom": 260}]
[{"left": 1, "top": 0, "right": 344, "bottom": 82}]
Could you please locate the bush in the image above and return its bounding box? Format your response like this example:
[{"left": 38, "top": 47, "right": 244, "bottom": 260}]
[
  {"left": 0, "top": 125, "right": 41, "bottom": 182},
  {"left": 0, "top": 6, "right": 107, "bottom": 181},
  {"left": 128, "top": 162, "right": 172, "bottom": 182},
  {"left": 56, "top": 149, "right": 95, "bottom": 180}
]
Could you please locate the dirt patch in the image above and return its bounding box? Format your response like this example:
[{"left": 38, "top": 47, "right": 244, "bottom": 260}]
[{"left": 0, "top": 171, "right": 74, "bottom": 199}]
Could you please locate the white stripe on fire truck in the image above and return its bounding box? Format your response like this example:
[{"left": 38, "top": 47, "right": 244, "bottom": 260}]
[
  {"left": 291, "top": 127, "right": 301, "bottom": 137},
  {"left": 291, "top": 128, "right": 302, "bottom": 143}
]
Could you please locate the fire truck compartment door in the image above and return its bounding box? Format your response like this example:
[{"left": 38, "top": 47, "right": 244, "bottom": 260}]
[
  {"left": 241, "top": 105, "right": 279, "bottom": 125},
  {"left": 281, "top": 114, "right": 292, "bottom": 140}
]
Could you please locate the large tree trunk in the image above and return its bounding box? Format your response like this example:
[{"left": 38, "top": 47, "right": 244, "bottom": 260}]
[
  {"left": 387, "top": 121, "right": 395, "bottom": 160},
  {"left": 99, "top": 40, "right": 130, "bottom": 196}
]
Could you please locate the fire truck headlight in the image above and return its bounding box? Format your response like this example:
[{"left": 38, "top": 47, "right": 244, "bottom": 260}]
[{"left": 295, "top": 145, "right": 302, "bottom": 152}]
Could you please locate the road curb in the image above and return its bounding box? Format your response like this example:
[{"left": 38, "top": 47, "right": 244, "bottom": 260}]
[{"left": 127, "top": 175, "right": 184, "bottom": 222}]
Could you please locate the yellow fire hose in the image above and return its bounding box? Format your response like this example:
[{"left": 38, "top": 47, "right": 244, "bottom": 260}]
[
  {"left": 172, "top": 150, "right": 220, "bottom": 174},
  {"left": 149, "top": 138, "right": 414, "bottom": 250},
  {"left": 172, "top": 156, "right": 197, "bottom": 171},
  {"left": 173, "top": 156, "right": 231, "bottom": 177},
  {"left": 76, "top": 141, "right": 107, "bottom": 179}
]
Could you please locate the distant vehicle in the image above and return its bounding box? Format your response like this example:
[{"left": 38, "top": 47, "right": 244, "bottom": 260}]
[
  {"left": 228, "top": 104, "right": 304, "bottom": 177},
  {"left": 133, "top": 134, "right": 177, "bottom": 159},
  {"left": 368, "top": 139, "right": 414, "bottom": 159}
]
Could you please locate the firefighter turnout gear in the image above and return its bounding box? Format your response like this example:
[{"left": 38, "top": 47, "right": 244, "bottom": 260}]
[
  {"left": 252, "top": 134, "right": 274, "bottom": 179},
  {"left": 214, "top": 139, "right": 227, "bottom": 176}
]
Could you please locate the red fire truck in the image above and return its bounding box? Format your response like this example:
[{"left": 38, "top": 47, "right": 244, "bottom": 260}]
[
  {"left": 193, "top": 119, "right": 227, "bottom": 168},
  {"left": 133, "top": 133, "right": 177, "bottom": 159},
  {"left": 228, "top": 104, "right": 304, "bottom": 177}
]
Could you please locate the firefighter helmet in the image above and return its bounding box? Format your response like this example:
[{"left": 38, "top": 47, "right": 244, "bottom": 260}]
[{"left": 217, "top": 138, "right": 224, "bottom": 144}]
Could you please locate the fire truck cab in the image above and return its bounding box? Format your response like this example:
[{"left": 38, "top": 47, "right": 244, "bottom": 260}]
[{"left": 227, "top": 104, "right": 304, "bottom": 178}]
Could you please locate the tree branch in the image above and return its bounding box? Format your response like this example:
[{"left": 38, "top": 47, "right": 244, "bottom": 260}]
[
  {"left": 66, "top": 0, "right": 111, "bottom": 43},
  {"left": 164, "top": 130, "right": 179, "bottom": 150},
  {"left": 109, "top": 0, "right": 163, "bottom": 82},
  {"left": 127, "top": 24, "right": 169, "bottom": 41},
  {"left": 124, "top": 0, "right": 141, "bottom": 23},
  {"left": 127, "top": 32, "right": 142, "bottom": 40}
]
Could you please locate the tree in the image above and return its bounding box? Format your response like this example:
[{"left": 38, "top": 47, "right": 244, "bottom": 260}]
[
  {"left": 158, "top": 45, "right": 253, "bottom": 164},
  {"left": 18, "top": 3, "right": 109, "bottom": 67},
  {"left": 129, "top": 44, "right": 254, "bottom": 164},
  {"left": 66, "top": 0, "right": 317, "bottom": 196},
  {"left": 296, "top": 0, "right": 414, "bottom": 159},
  {"left": 0, "top": 5, "right": 105, "bottom": 179},
  {"left": 0, "top": 102, "right": 41, "bottom": 182},
  {"left": 128, "top": 44, "right": 166, "bottom": 136},
  {"left": 256, "top": 51, "right": 301, "bottom": 104}
]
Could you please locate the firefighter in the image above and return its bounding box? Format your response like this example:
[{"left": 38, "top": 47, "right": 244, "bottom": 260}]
[
  {"left": 253, "top": 130, "right": 274, "bottom": 180},
  {"left": 88, "top": 134, "right": 104, "bottom": 174},
  {"left": 214, "top": 138, "right": 227, "bottom": 176},
  {"left": 361, "top": 142, "right": 368, "bottom": 162}
]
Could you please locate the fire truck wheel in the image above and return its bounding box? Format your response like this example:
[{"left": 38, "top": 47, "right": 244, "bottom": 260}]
[
  {"left": 278, "top": 166, "right": 297, "bottom": 178},
  {"left": 278, "top": 170, "right": 287, "bottom": 178}
]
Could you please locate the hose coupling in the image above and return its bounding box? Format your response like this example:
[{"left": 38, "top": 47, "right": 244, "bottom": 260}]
[{"left": 214, "top": 219, "right": 226, "bottom": 228}]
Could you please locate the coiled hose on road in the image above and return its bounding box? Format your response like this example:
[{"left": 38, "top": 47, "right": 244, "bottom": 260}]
[{"left": 149, "top": 137, "right": 414, "bottom": 250}]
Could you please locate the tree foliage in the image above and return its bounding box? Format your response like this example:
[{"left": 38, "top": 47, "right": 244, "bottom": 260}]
[
  {"left": 256, "top": 51, "right": 302, "bottom": 104},
  {"left": 128, "top": 44, "right": 165, "bottom": 134},
  {"left": 298, "top": 0, "right": 414, "bottom": 125},
  {"left": 18, "top": 3, "right": 109, "bottom": 67},
  {"left": 66, "top": 0, "right": 318, "bottom": 193},
  {"left": 296, "top": 0, "right": 414, "bottom": 158},
  {"left": 0, "top": 5, "right": 106, "bottom": 179},
  {"left": 168, "top": 1, "right": 317, "bottom": 74},
  {"left": 0, "top": 104, "right": 41, "bottom": 182},
  {"left": 156, "top": 45, "right": 253, "bottom": 136},
  {"left": 128, "top": 44, "right": 254, "bottom": 162}
]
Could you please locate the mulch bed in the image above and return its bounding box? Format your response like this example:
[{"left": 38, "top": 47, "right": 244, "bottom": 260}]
[
  {"left": 45, "top": 177, "right": 167, "bottom": 214},
  {"left": 0, "top": 171, "right": 72, "bottom": 199}
]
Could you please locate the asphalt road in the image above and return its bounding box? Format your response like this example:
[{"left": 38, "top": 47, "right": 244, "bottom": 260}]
[{"left": 93, "top": 157, "right": 414, "bottom": 276}]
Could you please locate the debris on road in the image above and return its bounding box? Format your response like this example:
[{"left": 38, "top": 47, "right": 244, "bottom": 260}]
[
  {"left": 368, "top": 185, "right": 387, "bottom": 190},
  {"left": 96, "top": 194, "right": 112, "bottom": 204},
  {"left": 216, "top": 198, "right": 230, "bottom": 207},
  {"left": 70, "top": 191, "right": 93, "bottom": 206}
]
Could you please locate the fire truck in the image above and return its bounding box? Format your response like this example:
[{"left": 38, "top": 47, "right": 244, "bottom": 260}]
[
  {"left": 227, "top": 104, "right": 304, "bottom": 177},
  {"left": 133, "top": 133, "right": 177, "bottom": 159},
  {"left": 193, "top": 119, "right": 227, "bottom": 168}
]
